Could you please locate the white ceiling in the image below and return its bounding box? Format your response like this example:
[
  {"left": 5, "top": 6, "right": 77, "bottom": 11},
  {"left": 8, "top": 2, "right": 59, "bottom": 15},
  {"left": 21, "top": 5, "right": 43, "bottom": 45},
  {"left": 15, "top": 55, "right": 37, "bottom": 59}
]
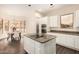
[
  {"left": 0, "top": 4, "right": 50, "bottom": 12},
  {"left": 0, "top": 4, "right": 78, "bottom": 18}
]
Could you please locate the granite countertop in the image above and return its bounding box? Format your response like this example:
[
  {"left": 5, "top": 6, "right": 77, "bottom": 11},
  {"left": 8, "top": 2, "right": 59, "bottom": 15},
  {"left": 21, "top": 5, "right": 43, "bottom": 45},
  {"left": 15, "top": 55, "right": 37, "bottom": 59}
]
[
  {"left": 50, "top": 27, "right": 79, "bottom": 33},
  {"left": 24, "top": 34, "right": 56, "bottom": 43},
  {"left": 50, "top": 27, "right": 79, "bottom": 36}
]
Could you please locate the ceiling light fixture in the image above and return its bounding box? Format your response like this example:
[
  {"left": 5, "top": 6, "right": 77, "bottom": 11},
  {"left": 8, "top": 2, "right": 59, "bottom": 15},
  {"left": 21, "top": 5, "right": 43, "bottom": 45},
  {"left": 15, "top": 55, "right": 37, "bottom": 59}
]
[
  {"left": 28, "top": 4, "right": 31, "bottom": 7},
  {"left": 49, "top": 4, "right": 55, "bottom": 8},
  {"left": 50, "top": 4, "right": 53, "bottom": 6}
]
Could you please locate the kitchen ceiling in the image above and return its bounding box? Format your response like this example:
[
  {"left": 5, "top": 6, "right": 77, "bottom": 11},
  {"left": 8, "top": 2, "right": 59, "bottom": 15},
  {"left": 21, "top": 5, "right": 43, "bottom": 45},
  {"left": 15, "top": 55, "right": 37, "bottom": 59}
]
[{"left": 0, "top": 4, "right": 77, "bottom": 17}]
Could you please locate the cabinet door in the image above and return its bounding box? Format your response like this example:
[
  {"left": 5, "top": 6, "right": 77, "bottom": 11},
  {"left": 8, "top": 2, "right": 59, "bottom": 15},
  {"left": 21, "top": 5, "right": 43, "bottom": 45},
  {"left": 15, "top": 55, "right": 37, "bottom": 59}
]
[
  {"left": 56, "top": 34, "right": 67, "bottom": 45},
  {"left": 24, "top": 37, "right": 35, "bottom": 54},
  {"left": 56, "top": 34, "right": 75, "bottom": 48},
  {"left": 74, "top": 36, "right": 79, "bottom": 50},
  {"left": 47, "top": 33, "right": 75, "bottom": 49},
  {"left": 47, "top": 33, "right": 67, "bottom": 46},
  {"left": 64, "top": 35, "right": 75, "bottom": 48},
  {"left": 49, "top": 16, "right": 60, "bottom": 27}
]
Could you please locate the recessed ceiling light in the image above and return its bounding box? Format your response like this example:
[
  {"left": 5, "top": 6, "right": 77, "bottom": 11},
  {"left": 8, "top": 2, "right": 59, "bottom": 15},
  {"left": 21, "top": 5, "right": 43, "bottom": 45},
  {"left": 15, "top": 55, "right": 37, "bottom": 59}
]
[
  {"left": 49, "top": 4, "right": 55, "bottom": 8},
  {"left": 28, "top": 4, "right": 31, "bottom": 7},
  {"left": 50, "top": 4, "right": 53, "bottom": 6}
]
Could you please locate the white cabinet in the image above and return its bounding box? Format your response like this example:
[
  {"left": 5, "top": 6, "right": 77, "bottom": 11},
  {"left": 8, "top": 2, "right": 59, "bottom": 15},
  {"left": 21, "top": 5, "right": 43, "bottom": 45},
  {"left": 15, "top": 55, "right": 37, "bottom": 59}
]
[
  {"left": 74, "top": 36, "right": 79, "bottom": 51},
  {"left": 48, "top": 32, "right": 79, "bottom": 51},
  {"left": 47, "top": 33, "right": 67, "bottom": 46},
  {"left": 23, "top": 36, "right": 56, "bottom": 54},
  {"left": 64, "top": 35, "right": 75, "bottom": 48},
  {"left": 24, "top": 37, "right": 35, "bottom": 54},
  {"left": 56, "top": 34, "right": 67, "bottom": 46},
  {"left": 48, "top": 16, "right": 60, "bottom": 27},
  {"left": 74, "top": 10, "right": 79, "bottom": 27},
  {"left": 34, "top": 39, "right": 56, "bottom": 54}
]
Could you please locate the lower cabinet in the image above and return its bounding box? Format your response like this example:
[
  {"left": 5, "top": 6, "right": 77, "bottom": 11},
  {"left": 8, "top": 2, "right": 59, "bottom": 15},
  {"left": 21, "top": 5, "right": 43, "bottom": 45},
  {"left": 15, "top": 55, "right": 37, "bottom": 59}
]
[
  {"left": 74, "top": 36, "right": 79, "bottom": 51},
  {"left": 34, "top": 39, "right": 56, "bottom": 54},
  {"left": 48, "top": 32, "right": 79, "bottom": 51},
  {"left": 23, "top": 37, "right": 35, "bottom": 54},
  {"left": 56, "top": 34, "right": 68, "bottom": 46},
  {"left": 23, "top": 33, "right": 79, "bottom": 52},
  {"left": 23, "top": 36, "right": 56, "bottom": 54}
]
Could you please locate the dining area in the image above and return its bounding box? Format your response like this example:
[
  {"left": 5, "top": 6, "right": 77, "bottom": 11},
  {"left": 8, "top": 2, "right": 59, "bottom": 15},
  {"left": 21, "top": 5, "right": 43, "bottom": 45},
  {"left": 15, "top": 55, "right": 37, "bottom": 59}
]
[{"left": 0, "top": 27, "right": 25, "bottom": 54}]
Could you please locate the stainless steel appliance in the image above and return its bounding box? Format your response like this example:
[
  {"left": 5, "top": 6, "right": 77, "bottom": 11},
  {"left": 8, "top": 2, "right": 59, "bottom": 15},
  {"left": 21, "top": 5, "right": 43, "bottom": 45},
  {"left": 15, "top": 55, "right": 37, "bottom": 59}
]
[
  {"left": 41, "top": 24, "right": 47, "bottom": 36},
  {"left": 36, "top": 24, "right": 47, "bottom": 37}
]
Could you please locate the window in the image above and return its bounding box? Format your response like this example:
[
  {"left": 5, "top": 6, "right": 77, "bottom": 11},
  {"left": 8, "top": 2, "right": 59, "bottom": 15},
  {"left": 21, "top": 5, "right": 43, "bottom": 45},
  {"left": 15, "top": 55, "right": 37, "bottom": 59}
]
[
  {"left": 0, "top": 18, "right": 26, "bottom": 34},
  {"left": 9, "top": 20, "right": 26, "bottom": 33},
  {"left": 3, "top": 20, "right": 9, "bottom": 32},
  {"left": 0, "top": 19, "right": 3, "bottom": 33},
  {"left": 60, "top": 14, "right": 74, "bottom": 28}
]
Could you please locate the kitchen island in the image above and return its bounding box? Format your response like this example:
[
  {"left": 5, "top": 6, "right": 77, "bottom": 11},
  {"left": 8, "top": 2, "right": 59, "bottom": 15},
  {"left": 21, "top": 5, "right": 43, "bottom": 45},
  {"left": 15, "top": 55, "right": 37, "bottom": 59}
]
[{"left": 23, "top": 34, "right": 56, "bottom": 54}]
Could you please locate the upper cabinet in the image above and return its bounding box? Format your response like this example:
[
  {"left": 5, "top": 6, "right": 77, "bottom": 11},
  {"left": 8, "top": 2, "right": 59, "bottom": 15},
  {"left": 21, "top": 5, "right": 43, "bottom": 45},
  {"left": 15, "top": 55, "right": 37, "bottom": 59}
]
[
  {"left": 48, "top": 11, "right": 79, "bottom": 29},
  {"left": 74, "top": 10, "right": 79, "bottom": 28},
  {"left": 38, "top": 17, "right": 48, "bottom": 24},
  {"left": 48, "top": 16, "right": 60, "bottom": 28}
]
